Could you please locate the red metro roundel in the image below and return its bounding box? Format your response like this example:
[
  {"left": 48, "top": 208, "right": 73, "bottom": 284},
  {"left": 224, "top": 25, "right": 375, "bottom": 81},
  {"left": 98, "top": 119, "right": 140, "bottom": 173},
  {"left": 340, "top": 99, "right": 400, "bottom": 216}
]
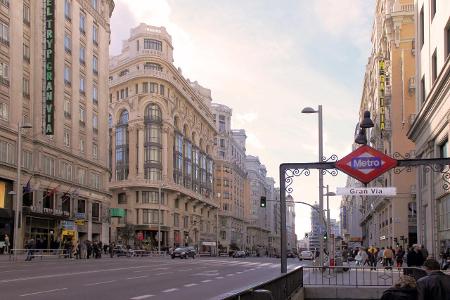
[{"left": 335, "top": 145, "right": 397, "bottom": 184}]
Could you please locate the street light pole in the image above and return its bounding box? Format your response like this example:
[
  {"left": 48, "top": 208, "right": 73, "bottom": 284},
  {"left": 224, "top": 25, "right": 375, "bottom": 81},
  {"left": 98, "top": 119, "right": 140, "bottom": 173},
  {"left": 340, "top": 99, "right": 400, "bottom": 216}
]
[
  {"left": 326, "top": 185, "right": 331, "bottom": 262},
  {"left": 13, "top": 122, "right": 32, "bottom": 260},
  {"left": 158, "top": 184, "right": 162, "bottom": 254}
]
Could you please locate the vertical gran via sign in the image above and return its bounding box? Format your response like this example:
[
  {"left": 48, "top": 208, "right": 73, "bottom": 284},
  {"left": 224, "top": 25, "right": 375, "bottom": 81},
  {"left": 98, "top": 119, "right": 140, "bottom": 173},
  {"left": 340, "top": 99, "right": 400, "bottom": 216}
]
[{"left": 44, "top": 0, "right": 55, "bottom": 135}]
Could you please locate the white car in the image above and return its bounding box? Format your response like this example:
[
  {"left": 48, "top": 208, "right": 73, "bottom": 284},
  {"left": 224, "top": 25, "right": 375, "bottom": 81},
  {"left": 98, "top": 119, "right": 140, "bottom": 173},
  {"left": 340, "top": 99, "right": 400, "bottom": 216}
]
[{"left": 299, "top": 250, "right": 314, "bottom": 260}]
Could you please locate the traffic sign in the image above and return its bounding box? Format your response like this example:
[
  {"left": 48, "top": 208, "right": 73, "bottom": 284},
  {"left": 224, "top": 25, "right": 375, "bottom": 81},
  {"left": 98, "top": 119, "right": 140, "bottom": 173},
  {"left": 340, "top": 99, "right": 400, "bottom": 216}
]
[
  {"left": 335, "top": 145, "right": 397, "bottom": 184},
  {"left": 336, "top": 187, "right": 397, "bottom": 196}
]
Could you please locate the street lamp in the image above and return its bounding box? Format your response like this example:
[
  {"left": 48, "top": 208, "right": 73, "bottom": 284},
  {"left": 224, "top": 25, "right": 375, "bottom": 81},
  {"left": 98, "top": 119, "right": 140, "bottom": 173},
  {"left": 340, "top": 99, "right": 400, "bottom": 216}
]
[
  {"left": 158, "top": 182, "right": 168, "bottom": 255},
  {"left": 355, "top": 111, "right": 374, "bottom": 145},
  {"left": 301, "top": 105, "right": 324, "bottom": 266},
  {"left": 324, "top": 186, "right": 336, "bottom": 264},
  {"left": 13, "top": 122, "right": 32, "bottom": 260}
]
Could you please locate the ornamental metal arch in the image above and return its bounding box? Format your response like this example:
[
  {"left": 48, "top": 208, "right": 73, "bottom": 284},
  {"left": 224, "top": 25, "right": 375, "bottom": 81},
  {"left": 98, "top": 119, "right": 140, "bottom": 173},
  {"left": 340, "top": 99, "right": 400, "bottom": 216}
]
[{"left": 278, "top": 153, "right": 450, "bottom": 273}]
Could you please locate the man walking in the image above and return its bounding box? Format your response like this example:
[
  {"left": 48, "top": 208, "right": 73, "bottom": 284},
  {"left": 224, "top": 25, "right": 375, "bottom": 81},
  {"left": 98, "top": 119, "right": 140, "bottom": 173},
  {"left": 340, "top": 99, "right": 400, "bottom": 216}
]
[{"left": 417, "top": 258, "right": 450, "bottom": 300}]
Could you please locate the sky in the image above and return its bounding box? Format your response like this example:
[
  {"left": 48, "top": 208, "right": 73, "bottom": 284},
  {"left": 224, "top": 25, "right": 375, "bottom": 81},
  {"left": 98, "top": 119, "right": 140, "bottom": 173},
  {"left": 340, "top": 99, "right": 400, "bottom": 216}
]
[{"left": 110, "top": 0, "right": 375, "bottom": 239}]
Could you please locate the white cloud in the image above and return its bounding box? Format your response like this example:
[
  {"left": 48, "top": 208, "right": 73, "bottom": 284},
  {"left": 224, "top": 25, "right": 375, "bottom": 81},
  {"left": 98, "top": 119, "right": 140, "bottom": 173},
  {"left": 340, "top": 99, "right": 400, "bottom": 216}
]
[
  {"left": 234, "top": 112, "right": 258, "bottom": 125},
  {"left": 246, "top": 132, "right": 264, "bottom": 150}
]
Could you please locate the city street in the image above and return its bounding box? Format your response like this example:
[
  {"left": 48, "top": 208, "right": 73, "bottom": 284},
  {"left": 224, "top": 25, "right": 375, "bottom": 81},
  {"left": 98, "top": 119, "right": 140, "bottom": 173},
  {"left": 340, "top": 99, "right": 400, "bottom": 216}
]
[{"left": 0, "top": 256, "right": 304, "bottom": 300}]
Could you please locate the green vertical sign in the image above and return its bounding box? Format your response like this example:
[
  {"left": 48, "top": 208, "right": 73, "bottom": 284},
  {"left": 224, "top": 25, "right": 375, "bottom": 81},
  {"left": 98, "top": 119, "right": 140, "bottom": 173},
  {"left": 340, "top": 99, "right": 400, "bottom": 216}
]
[{"left": 44, "top": 0, "right": 55, "bottom": 135}]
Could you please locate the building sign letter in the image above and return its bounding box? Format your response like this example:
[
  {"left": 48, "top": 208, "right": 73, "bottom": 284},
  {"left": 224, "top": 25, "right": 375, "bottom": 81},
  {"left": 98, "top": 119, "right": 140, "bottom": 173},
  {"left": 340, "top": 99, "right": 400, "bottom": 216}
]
[{"left": 44, "top": 0, "right": 55, "bottom": 135}]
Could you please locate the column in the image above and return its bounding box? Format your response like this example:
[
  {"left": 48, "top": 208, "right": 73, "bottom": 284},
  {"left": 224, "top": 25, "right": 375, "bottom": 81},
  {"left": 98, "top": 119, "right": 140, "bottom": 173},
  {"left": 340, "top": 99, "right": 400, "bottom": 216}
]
[
  {"left": 87, "top": 200, "right": 92, "bottom": 241},
  {"left": 110, "top": 128, "right": 116, "bottom": 180},
  {"left": 137, "top": 125, "right": 144, "bottom": 178},
  {"left": 128, "top": 124, "right": 137, "bottom": 178}
]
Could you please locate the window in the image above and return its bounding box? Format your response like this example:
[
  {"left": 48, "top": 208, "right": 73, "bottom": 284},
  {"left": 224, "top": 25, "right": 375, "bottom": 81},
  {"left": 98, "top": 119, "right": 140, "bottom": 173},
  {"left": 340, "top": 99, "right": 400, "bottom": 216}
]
[
  {"left": 93, "top": 85, "right": 98, "bottom": 104},
  {"left": 64, "top": 0, "right": 71, "bottom": 20},
  {"left": 144, "top": 63, "right": 163, "bottom": 71},
  {"left": 77, "top": 199, "right": 86, "bottom": 214},
  {"left": 432, "top": 49, "right": 437, "bottom": 82},
  {"left": 93, "top": 143, "right": 98, "bottom": 159},
  {"left": 420, "top": 6, "right": 424, "bottom": 48},
  {"left": 173, "top": 213, "right": 179, "bottom": 227},
  {"left": 79, "top": 45, "right": 86, "bottom": 65},
  {"left": 420, "top": 76, "right": 426, "bottom": 105},
  {"left": 64, "top": 99, "right": 71, "bottom": 118},
  {"left": 431, "top": 0, "right": 436, "bottom": 20},
  {"left": 143, "top": 209, "right": 162, "bottom": 224},
  {"left": 183, "top": 216, "right": 189, "bottom": 228},
  {"left": 78, "top": 168, "right": 86, "bottom": 185},
  {"left": 93, "top": 113, "right": 98, "bottom": 132},
  {"left": 142, "top": 191, "right": 165, "bottom": 204},
  {"left": 63, "top": 128, "right": 71, "bottom": 147},
  {"left": 79, "top": 106, "right": 86, "bottom": 126},
  {"left": 79, "top": 14, "right": 86, "bottom": 34},
  {"left": 440, "top": 139, "right": 448, "bottom": 158},
  {"left": 0, "top": 140, "right": 14, "bottom": 164},
  {"left": 118, "top": 193, "right": 127, "bottom": 204},
  {"left": 42, "top": 155, "right": 55, "bottom": 176},
  {"left": 60, "top": 161, "right": 72, "bottom": 181},
  {"left": 92, "top": 202, "right": 100, "bottom": 222},
  {"left": 160, "top": 84, "right": 165, "bottom": 96},
  {"left": 80, "top": 75, "right": 85, "bottom": 94},
  {"left": 23, "top": 43, "right": 30, "bottom": 62},
  {"left": 0, "top": 21, "right": 8, "bottom": 46},
  {"left": 0, "top": 62, "right": 8, "bottom": 86},
  {"left": 219, "top": 115, "right": 226, "bottom": 132},
  {"left": 220, "top": 139, "right": 225, "bottom": 148},
  {"left": 136, "top": 39, "right": 139, "bottom": 51},
  {"left": 116, "top": 110, "right": 129, "bottom": 180},
  {"left": 119, "top": 69, "right": 129, "bottom": 77},
  {"left": 90, "top": 172, "right": 101, "bottom": 189},
  {"left": 408, "top": 202, "right": 417, "bottom": 218},
  {"left": 144, "top": 104, "right": 162, "bottom": 181},
  {"left": 173, "top": 133, "right": 183, "bottom": 184},
  {"left": 21, "top": 150, "right": 32, "bottom": 170},
  {"left": 64, "top": 65, "right": 71, "bottom": 85},
  {"left": 0, "top": 102, "right": 8, "bottom": 121},
  {"left": 91, "top": 0, "right": 98, "bottom": 10},
  {"left": 23, "top": 77, "right": 30, "bottom": 98},
  {"left": 23, "top": 4, "right": 30, "bottom": 25},
  {"left": 142, "top": 82, "right": 148, "bottom": 93},
  {"left": 438, "top": 197, "right": 450, "bottom": 232},
  {"left": 150, "top": 82, "right": 158, "bottom": 93},
  {"left": 144, "top": 39, "right": 162, "bottom": 51},
  {"left": 80, "top": 138, "right": 85, "bottom": 153},
  {"left": 64, "top": 34, "right": 71, "bottom": 53},
  {"left": 93, "top": 55, "right": 98, "bottom": 75},
  {"left": 93, "top": 24, "right": 98, "bottom": 45}
]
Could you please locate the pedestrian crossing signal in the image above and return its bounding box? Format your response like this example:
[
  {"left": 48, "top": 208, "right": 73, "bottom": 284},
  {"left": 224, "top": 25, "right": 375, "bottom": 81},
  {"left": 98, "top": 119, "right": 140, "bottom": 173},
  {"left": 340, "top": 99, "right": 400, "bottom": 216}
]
[
  {"left": 260, "top": 196, "right": 266, "bottom": 208},
  {"left": 323, "top": 232, "right": 328, "bottom": 240}
]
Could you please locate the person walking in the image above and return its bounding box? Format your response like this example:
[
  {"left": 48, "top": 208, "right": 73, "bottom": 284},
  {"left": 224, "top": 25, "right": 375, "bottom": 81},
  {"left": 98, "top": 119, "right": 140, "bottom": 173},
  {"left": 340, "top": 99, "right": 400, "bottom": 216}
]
[
  {"left": 384, "top": 246, "right": 394, "bottom": 268},
  {"left": 396, "top": 246, "right": 405, "bottom": 268},
  {"left": 379, "top": 247, "right": 385, "bottom": 265},
  {"left": 367, "top": 246, "right": 377, "bottom": 269},
  {"left": 420, "top": 245, "right": 429, "bottom": 261},
  {"left": 109, "top": 242, "right": 115, "bottom": 258},
  {"left": 4, "top": 234, "right": 9, "bottom": 254},
  {"left": 25, "top": 238, "right": 35, "bottom": 261},
  {"left": 381, "top": 275, "right": 418, "bottom": 300},
  {"left": 417, "top": 258, "right": 450, "bottom": 300}
]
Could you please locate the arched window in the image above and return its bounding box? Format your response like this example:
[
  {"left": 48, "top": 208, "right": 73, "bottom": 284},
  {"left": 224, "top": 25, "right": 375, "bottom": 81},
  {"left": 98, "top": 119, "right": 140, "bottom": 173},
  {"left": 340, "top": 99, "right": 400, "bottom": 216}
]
[
  {"left": 144, "top": 104, "right": 162, "bottom": 180},
  {"left": 115, "top": 110, "right": 129, "bottom": 180}
]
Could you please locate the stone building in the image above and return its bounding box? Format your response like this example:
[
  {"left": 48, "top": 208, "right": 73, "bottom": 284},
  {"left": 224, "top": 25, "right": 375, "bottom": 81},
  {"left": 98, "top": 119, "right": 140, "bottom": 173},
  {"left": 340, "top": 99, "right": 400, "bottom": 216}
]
[
  {"left": 0, "top": 0, "right": 115, "bottom": 248},
  {"left": 108, "top": 23, "right": 218, "bottom": 251}
]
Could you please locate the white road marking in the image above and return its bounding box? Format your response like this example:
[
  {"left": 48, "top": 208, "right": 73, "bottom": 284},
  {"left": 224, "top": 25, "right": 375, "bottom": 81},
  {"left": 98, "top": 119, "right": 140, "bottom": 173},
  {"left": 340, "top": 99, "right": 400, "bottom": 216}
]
[
  {"left": 20, "top": 288, "right": 68, "bottom": 297},
  {"left": 249, "top": 268, "right": 255, "bottom": 271},
  {"left": 201, "top": 279, "right": 212, "bottom": 283},
  {"left": 162, "top": 288, "right": 179, "bottom": 293},
  {"left": 178, "top": 268, "right": 193, "bottom": 271},
  {"left": 226, "top": 274, "right": 234, "bottom": 277},
  {"left": 85, "top": 280, "right": 116, "bottom": 286},
  {"left": 184, "top": 283, "right": 198, "bottom": 287},
  {"left": 215, "top": 276, "right": 224, "bottom": 279},
  {"left": 126, "top": 276, "right": 148, "bottom": 280},
  {"left": 236, "top": 271, "right": 243, "bottom": 274},
  {"left": 130, "top": 295, "right": 154, "bottom": 300},
  {"left": 154, "top": 272, "right": 172, "bottom": 275}
]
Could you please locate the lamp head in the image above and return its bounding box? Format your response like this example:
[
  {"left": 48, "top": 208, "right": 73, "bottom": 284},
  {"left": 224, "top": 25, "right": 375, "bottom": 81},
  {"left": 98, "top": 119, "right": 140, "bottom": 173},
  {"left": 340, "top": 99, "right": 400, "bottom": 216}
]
[
  {"left": 360, "top": 111, "right": 374, "bottom": 128},
  {"left": 355, "top": 128, "right": 367, "bottom": 145},
  {"left": 301, "top": 107, "right": 317, "bottom": 114}
]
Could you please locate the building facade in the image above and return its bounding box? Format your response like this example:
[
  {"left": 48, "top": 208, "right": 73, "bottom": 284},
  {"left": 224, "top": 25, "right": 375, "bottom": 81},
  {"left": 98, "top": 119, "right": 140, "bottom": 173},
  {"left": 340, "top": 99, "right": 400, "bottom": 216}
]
[
  {"left": 408, "top": 0, "right": 450, "bottom": 256},
  {"left": 108, "top": 24, "right": 218, "bottom": 251},
  {"left": 0, "top": 0, "right": 115, "bottom": 248},
  {"left": 357, "top": 0, "right": 416, "bottom": 249},
  {"left": 286, "top": 195, "right": 297, "bottom": 253},
  {"left": 309, "top": 204, "right": 322, "bottom": 251},
  {"left": 340, "top": 176, "right": 364, "bottom": 248},
  {"left": 211, "top": 103, "right": 248, "bottom": 251}
]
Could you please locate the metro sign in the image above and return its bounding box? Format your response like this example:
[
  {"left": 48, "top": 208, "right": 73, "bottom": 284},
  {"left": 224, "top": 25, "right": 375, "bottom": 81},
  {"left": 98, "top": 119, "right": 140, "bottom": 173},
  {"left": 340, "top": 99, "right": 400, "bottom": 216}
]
[{"left": 335, "top": 145, "right": 397, "bottom": 184}]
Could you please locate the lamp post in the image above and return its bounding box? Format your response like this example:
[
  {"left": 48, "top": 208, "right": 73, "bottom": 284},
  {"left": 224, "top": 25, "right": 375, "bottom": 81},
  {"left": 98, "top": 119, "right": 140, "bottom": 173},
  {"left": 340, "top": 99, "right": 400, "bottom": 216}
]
[
  {"left": 157, "top": 182, "right": 168, "bottom": 254},
  {"left": 13, "top": 122, "right": 32, "bottom": 259},
  {"left": 324, "top": 186, "right": 336, "bottom": 264},
  {"left": 302, "top": 105, "right": 324, "bottom": 266}
]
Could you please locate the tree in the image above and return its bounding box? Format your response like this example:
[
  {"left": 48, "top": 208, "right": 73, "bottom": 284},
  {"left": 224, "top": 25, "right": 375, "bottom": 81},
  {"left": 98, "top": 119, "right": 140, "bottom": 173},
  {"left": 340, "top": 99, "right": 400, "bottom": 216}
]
[{"left": 119, "top": 224, "right": 136, "bottom": 245}]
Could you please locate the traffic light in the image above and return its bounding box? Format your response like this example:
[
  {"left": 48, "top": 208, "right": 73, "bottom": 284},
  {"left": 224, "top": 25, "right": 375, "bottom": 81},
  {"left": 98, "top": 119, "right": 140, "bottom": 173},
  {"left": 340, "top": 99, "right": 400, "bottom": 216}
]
[
  {"left": 305, "top": 233, "right": 309, "bottom": 238},
  {"left": 260, "top": 196, "right": 266, "bottom": 208},
  {"left": 323, "top": 232, "right": 328, "bottom": 240}
]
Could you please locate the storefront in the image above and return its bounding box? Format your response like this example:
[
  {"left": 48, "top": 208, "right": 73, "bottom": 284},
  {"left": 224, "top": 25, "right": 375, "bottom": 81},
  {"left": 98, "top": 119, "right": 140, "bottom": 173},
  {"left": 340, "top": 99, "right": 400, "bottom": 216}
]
[{"left": 0, "top": 179, "right": 14, "bottom": 251}]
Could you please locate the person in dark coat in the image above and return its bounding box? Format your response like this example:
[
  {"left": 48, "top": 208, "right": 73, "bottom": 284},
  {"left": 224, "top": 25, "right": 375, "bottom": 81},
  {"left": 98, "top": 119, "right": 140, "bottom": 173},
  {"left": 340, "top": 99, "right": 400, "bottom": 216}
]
[
  {"left": 417, "top": 259, "right": 450, "bottom": 300},
  {"left": 381, "top": 275, "right": 417, "bottom": 300}
]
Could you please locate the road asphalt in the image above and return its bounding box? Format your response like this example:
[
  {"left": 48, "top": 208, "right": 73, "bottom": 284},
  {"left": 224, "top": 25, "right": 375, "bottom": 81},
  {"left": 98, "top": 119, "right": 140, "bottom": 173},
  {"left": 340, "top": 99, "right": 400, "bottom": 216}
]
[{"left": 0, "top": 255, "right": 305, "bottom": 300}]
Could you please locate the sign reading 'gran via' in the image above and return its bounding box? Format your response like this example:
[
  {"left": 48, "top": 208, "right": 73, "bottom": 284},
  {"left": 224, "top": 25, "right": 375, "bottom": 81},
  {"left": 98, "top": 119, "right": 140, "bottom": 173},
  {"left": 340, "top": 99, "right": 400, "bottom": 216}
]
[{"left": 44, "top": 0, "right": 55, "bottom": 135}]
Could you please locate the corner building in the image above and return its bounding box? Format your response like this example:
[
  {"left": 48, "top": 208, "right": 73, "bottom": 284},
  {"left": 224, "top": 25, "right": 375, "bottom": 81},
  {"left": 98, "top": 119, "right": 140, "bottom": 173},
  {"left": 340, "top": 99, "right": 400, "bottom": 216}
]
[
  {"left": 109, "top": 24, "right": 218, "bottom": 250},
  {"left": 0, "top": 0, "right": 115, "bottom": 248}
]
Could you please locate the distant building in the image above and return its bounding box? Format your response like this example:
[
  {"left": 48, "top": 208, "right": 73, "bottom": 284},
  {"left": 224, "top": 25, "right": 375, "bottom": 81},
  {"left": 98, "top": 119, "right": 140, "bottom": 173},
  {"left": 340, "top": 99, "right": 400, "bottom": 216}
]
[{"left": 309, "top": 204, "right": 322, "bottom": 251}]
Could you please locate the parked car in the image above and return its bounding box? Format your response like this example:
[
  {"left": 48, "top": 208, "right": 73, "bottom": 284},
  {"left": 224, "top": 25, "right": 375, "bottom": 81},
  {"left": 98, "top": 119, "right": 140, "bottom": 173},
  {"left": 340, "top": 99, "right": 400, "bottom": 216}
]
[
  {"left": 171, "top": 247, "right": 195, "bottom": 259},
  {"left": 233, "top": 250, "right": 246, "bottom": 258},
  {"left": 113, "top": 245, "right": 131, "bottom": 257},
  {"left": 287, "top": 252, "right": 297, "bottom": 258},
  {"left": 299, "top": 250, "right": 314, "bottom": 260}
]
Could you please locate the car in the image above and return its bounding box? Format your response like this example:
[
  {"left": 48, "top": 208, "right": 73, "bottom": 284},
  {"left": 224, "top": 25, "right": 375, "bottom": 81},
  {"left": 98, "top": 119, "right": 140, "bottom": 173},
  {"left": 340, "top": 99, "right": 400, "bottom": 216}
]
[
  {"left": 287, "top": 252, "right": 297, "bottom": 258},
  {"left": 171, "top": 247, "right": 195, "bottom": 259},
  {"left": 299, "top": 250, "right": 314, "bottom": 260},
  {"left": 113, "top": 245, "right": 131, "bottom": 257},
  {"left": 233, "top": 250, "right": 246, "bottom": 258}
]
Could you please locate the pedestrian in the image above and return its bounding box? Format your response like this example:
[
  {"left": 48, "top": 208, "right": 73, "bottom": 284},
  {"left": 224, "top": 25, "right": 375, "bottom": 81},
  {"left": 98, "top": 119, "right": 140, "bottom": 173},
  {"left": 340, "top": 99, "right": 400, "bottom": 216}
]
[
  {"left": 4, "top": 234, "right": 9, "bottom": 254},
  {"left": 380, "top": 275, "right": 418, "bottom": 300},
  {"left": 86, "top": 241, "right": 92, "bottom": 259},
  {"left": 396, "top": 246, "right": 405, "bottom": 268},
  {"left": 25, "top": 238, "right": 35, "bottom": 261},
  {"left": 367, "top": 246, "right": 377, "bottom": 269},
  {"left": 420, "top": 245, "right": 429, "bottom": 261},
  {"left": 417, "top": 258, "right": 450, "bottom": 300},
  {"left": 379, "top": 247, "right": 385, "bottom": 265},
  {"left": 75, "top": 241, "right": 81, "bottom": 259},
  {"left": 103, "top": 243, "right": 108, "bottom": 255},
  {"left": 384, "top": 246, "right": 394, "bottom": 268},
  {"left": 109, "top": 242, "right": 115, "bottom": 258}
]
